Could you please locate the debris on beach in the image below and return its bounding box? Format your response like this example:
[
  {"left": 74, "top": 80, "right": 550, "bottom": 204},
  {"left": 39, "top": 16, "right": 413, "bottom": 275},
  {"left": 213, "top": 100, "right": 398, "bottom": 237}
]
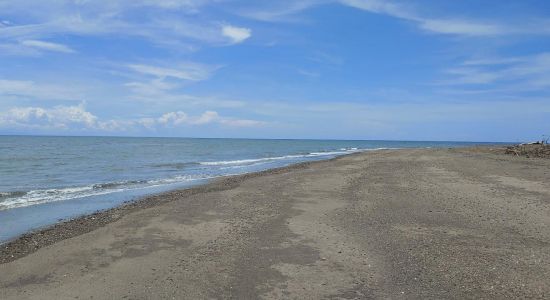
[{"left": 504, "top": 143, "right": 550, "bottom": 158}]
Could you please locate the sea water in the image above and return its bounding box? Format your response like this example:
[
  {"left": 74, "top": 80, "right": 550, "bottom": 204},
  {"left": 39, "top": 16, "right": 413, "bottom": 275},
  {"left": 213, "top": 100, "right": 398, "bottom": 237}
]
[{"left": 0, "top": 136, "right": 492, "bottom": 242}]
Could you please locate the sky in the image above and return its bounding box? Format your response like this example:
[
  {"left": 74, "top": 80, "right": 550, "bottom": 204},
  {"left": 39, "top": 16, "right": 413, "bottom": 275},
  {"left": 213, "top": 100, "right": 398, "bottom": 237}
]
[{"left": 0, "top": 0, "right": 549, "bottom": 142}]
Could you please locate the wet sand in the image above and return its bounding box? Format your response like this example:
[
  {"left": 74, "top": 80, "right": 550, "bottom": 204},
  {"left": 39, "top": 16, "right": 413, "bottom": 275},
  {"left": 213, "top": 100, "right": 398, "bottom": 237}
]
[{"left": 1, "top": 148, "right": 549, "bottom": 299}]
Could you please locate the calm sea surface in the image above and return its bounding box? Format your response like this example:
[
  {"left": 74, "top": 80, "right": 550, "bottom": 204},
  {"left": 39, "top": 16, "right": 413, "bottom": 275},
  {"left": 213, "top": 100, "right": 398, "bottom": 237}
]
[{"left": 0, "top": 136, "right": 494, "bottom": 242}]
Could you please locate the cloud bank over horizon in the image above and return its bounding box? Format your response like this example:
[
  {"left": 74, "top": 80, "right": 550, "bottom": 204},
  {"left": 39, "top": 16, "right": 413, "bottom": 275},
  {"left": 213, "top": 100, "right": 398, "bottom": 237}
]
[
  {"left": 1, "top": 0, "right": 549, "bottom": 141},
  {"left": 0, "top": 103, "right": 266, "bottom": 134}
]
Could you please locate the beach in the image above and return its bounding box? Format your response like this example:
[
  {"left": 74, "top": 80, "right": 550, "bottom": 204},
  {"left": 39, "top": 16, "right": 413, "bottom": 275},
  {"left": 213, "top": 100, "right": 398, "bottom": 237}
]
[{"left": 1, "top": 147, "right": 549, "bottom": 299}]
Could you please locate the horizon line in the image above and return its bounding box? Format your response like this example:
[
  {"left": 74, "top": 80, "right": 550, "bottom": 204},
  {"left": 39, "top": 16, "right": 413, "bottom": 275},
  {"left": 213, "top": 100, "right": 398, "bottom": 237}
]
[{"left": 0, "top": 133, "right": 514, "bottom": 144}]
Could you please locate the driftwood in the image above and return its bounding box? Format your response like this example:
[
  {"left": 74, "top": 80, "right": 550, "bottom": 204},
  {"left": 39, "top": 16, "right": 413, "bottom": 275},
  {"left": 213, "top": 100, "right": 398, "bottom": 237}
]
[{"left": 505, "top": 143, "right": 550, "bottom": 158}]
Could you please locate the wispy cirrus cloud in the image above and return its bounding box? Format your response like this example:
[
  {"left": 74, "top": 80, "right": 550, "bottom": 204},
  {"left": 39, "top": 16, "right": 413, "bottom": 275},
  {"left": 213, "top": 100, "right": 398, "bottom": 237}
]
[
  {"left": 20, "top": 39, "right": 75, "bottom": 53},
  {"left": 0, "top": 39, "right": 75, "bottom": 56},
  {"left": 297, "top": 69, "right": 320, "bottom": 78},
  {"left": 440, "top": 53, "right": 550, "bottom": 90},
  {"left": 237, "top": 0, "right": 550, "bottom": 37},
  {"left": 339, "top": 0, "right": 548, "bottom": 37},
  {"left": 0, "top": 0, "right": 251, "bottom": 50},
  {"left": 0, "top": 0, "right": 214, "bottom": 19},
  {"left": 233, "top": 0, "right": 325, "bottom": 22},
  {"left": 307, "top": 51, "right": 344, "bottom": 65},
  {"left": 122, "top": 61, "right": 221, "bottom": 102},
  {"left": 127, "top": 62, "right": 217, "bottom": 81},
  {"left": 0, "top": 79, "right": 83, "bottom": 101}
]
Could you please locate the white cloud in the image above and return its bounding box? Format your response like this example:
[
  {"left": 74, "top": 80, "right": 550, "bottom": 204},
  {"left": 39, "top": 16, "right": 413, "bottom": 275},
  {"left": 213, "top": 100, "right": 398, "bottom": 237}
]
[
  {"left": 20, "top": 39, "right": 74, "bottom": 53},
  {"left": 154, "top": 110, "right": 263, "bottom": 127},
  {"left": 0, "top": 0, "right": 214, "bottom": 18},
  {"left": 0, "top": 104, "right": 131, "bottom": 132},
  {"left": 133, "top": 0, "right": 212, "bottom": 10},
  {"left": 0, "top": 40, "right": 74, "bottom": 56},
  {"left": 124, "top": 62, "right": 220, "bottom": 101},
  {"left": 124, "top": 79, "right": 176, "bottom": 96},
  {"left": 234, "top": 0, "right": 324, "bottom": 22},
  {"left": 122, "top": 72, "right": 247, "bottom": 108},
  {"left": 191, "top": 110, "right": 219, "bottom": 124},
  {"left": 158, "top": 111, "right": 188, "bottom": 125},
  {"left": 0, "top": 79, "right": 82, "bottom": 100},
  {"left": 418, "top": 19, "right": 506, "bottom": 36},
  {"left": 238, "top": 0, "right": 549, "bottom": 37},
  {"left": 339, "top": 0, "right": 510, "bottom": 36},
  {"left": 137, "top": 118, "right": 157, "bottom": 129},
  {"left": 441, "top": 52, "right": 550, "bottom": 90},
  {"left": 0, "top": 79, "right": 38, "bottom": 95},
  {"left": 0, "top": 43, "right": 39, "bottom": 56},
  {"left": 221, "top": 25, "right": 251, "bottom": 44},
  {"left": 0, "top": 1, "right": 244, "bottom": 50},
  {"left": 0, "top": 0, "right": 547, "bottom": 47},
  {"left": 219, "top": 119, "right": 266, "bottom": 127},
  {"left": 128, "top": 63, "right": 214, "bottom": 81},
  {"left": 0, "top": 103, "right": 97, "bottom": 130},
  {"left": 341, "top": 0, "right": 550, "bottom": 37},
  {"left": 0, "top": 104, "right": 265, "bottom": 131},
  {"left": 339, "top": 0, "right": 410, "bottom": 18}
]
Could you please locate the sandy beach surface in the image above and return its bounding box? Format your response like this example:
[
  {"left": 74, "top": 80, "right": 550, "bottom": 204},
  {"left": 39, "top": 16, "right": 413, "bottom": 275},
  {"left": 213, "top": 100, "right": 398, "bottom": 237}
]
[{"left": 1, "top": 148, "right": 549, "bottom": 299}]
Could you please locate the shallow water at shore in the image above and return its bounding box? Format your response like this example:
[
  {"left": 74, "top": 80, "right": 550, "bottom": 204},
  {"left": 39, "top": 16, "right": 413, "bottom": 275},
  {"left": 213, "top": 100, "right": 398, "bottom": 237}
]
[{"left": 0, "top": 136, "right": 492, "bottom": 242}]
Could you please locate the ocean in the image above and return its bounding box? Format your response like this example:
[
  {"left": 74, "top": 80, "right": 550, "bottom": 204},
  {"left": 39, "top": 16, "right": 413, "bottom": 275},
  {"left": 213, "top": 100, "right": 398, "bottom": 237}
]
[{"left": 0, "top": 136, "right": 489, "bottom": 243}]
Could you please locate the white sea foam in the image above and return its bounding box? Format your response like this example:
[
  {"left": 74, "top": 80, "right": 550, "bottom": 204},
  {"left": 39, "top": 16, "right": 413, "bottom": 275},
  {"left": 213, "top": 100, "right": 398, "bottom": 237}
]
[
  {"left": 0, "top": 147, "right": 382, "bottom": 211},
  {"left": 363, "top": 147, "right": 400, "bottom": 151},
  {"left": 0, "top": 176, "right": 211, "bottom": 211},
  {"left": 199, "top": 149, "right": 361, "bottom": 166},
  {"left": 0, "top": 186, "right": 122, "bottom": 211}
]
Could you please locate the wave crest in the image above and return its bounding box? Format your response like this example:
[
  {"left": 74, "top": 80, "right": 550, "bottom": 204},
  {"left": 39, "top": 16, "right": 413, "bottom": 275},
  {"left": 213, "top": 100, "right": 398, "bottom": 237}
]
[{"left": 199, "top": 148, "right": 362, "bottom": 166}]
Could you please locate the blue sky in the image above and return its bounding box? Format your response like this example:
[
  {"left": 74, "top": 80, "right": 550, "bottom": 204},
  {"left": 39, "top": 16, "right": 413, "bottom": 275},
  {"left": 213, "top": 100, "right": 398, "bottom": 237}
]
[{"left": 0, "top": 0, "right": 549, "bottom": 142}]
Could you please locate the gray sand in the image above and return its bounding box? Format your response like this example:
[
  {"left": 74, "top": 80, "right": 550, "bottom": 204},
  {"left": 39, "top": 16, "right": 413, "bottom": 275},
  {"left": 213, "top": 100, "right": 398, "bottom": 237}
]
[{"left": 1, "top": 148, "right": 549, "bottom": 299}]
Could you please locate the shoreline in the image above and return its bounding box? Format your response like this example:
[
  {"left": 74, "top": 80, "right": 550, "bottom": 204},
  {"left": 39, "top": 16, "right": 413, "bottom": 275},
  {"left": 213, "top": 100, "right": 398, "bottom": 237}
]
[
  {"left": 0, "top": 146, "right": 504, "bottom": 262},
  {"left": 1, "top": 147, "right": 548, "bottom": 298},
  {"left": 0, "top": 152, "right": 357, "bottom": 264}
]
